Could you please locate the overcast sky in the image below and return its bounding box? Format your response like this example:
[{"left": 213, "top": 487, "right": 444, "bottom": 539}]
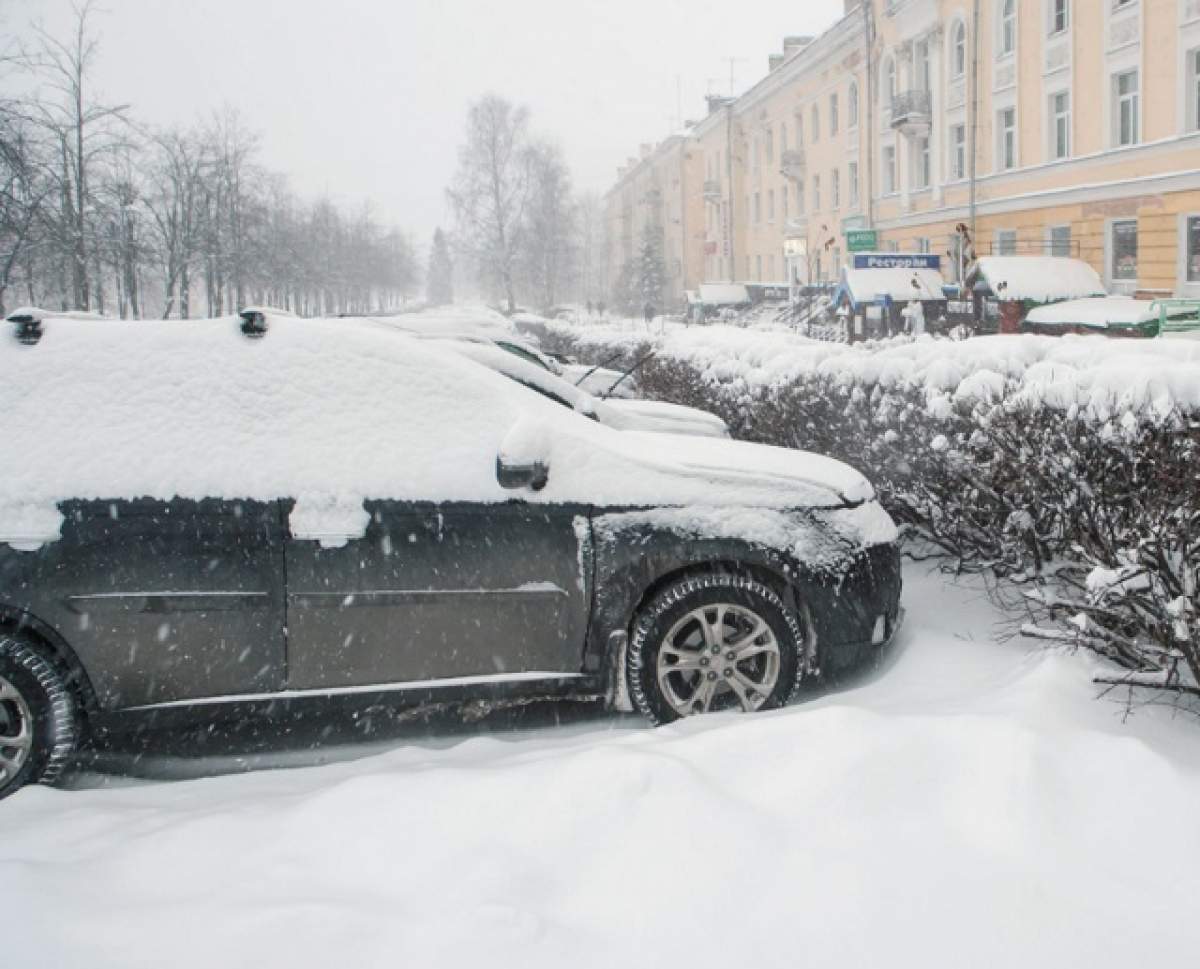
[{"left": 5, "top": 0, "right": 844, "bottom": 248}]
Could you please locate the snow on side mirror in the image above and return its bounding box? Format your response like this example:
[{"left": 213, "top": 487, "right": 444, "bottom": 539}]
[{"left": 497, "top": 418, "right": 551, "bottom": 491}]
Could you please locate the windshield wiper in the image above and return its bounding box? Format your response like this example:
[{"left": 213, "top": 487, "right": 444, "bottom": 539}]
[{"left": 600, "top": 349, "right": 656, "bottom": 400}]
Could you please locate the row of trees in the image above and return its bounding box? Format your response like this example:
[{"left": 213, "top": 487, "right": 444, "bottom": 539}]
[
  {"left": 0, "top": 1, "right": 419, "bottom": 320},
  {"left": 445, "top": 95, "right": 606, "bottom": 314}
]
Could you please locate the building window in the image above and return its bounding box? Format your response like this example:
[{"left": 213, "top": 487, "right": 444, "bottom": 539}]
[
  {"left": 756, "top": 255, "right": 763, "bottom": 281},
  {"left": 796, "top": 115, "right": 804, "bottom": 145},
  {"left": 767, "top": 188, "right": 775, "bottom": 222},
  {"left": 1186, "top": 216, "right": 1200, "bottom": 282},
  {"left": 765, "top": 128, "right": 774, "bottom": 165},
  {"left": 998, "top": 107, "right": 1017, "bottom": 170},
  {"left": 797, "top": 179, "right": 806, "bottom": 214},
  {"left": 832, "top": 169, "right": 841, "bottom": 209},
  {"left": 780, "top": 122, "right": 788, "bottom": 153},
  {"left": 830, "top": 94, "right": 839, "bottom": 135},
  {"left": 812, "top": 174, "right": 821, "bottom": 211},
  {"left": 1048, "top": 225, "right": 1072, "bottom": 256},
  {"left": 745, "top": 255, "right": 751, "bottom": 279},
  {"left": 916, "top": 238, "right": 931, "bottom": 254},
  {"left": 914, "top": 39, "right": 931, "bottom": 91},
  {"left": 995, "top": 229, "right": 1017, "bottom": 255},
  {"left": 951, "top": 21, "right": 967, "bottom": 78},
  {"left": 848, "top": 81, "right": 859, "bottom": 128},
  {"left": 754, "top": 192, "right": 761, "bottom": 224},
  {"left": 1000, "top": 0, "right": 1016, "bottom": 57},
  {"left": 782, "top": 186, "right": 789, "bottom": 221},
  {"left": 768, "top": 254, "right": 775, "bottom": 280},
  {"left": 882, "top": 145, "right": 896, "bottom": 194},
  {"left": 1050, "top": 0, "right": 1069, "bottom": 35},
  {"left": 1051, "top": 91, "right": 1070, "bottom": 159},
  {"left": 1188, "top": 49, "right": 1200, "bottom": 132},
  {"left": 950, "top": 123, "right": 967, "bottom": 179},
  {"left": 1110, "top": 219, "right": 1138, "bottom": 283},
  {"left": 914, "top": 137, "right": 931, "bottom": 189},
  {"left": 1114, "top": 70, "right": 1139, "bottom": 146},
  {"left": 848, "top": 161, "right": 859, "bottom": 207},
  {"left": 882, "top": 57, "right": 896, "bottom": 106},
  {"left": 811, "top": 105, "right": 820, "bottom": 142}
]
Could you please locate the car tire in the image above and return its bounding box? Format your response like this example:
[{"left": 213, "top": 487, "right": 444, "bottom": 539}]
[
  {"left": 628, "top": 572, "right": 806, "bottom": 725},
  {"left": 0, "top": 636, "right": 78, "bottom": 800}
]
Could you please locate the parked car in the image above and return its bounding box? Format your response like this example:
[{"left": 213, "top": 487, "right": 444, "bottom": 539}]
[
  {"left": 361, "top": 314, "right": 716, "bottom": 433},
  {"left": 0, "top": 310, "right": 902, "bottom": 799}
]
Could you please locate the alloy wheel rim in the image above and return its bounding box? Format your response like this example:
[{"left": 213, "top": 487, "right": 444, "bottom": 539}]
[
  {"left": 656, "top": 603, "right": 781, "bottom": 716},
  {"left": 0, "top": 675, "right": 34, "bottom": 784}
]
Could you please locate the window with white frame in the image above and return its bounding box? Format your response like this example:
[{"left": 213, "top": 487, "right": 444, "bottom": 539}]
[
  {"left": 882, "top": 145, "right": 896, "bottom": 194},
  {"left": 914, "top": 39, "right": 930, "bottom": 91},
  {"left": 812, "top": 174, "right": 821, "bottom": 211},
  {"left": 797, "top": 179, "right": 805, "bottom": 213},
  {"left": 1189, "top": 49, "right": 1200, "bottom": 132},
  {"left": 882, "top": 57, "right": 896, "bottom": 106},
  {"left": 951, "top": 21, "right": 967, "bottom": 78},
  {"left": 767, "top": 188, "right": 775, "bottom": 222},
  {"left": 848, "top": 161, "right": 859, "bottom": 207},
  {"left": 1050, "top": 90, "right": 1070, "bottom": 159},
  {"left": 1110, "top": 219, "right": 1138, "bottom": 284},
  {"left": 998, "top": 107, "right": 1017, "bottom": 170},
  {"left": 1186, "top": 216, "right": 1200, "bottom": 282},
  {"left": 995, "top": 229, "right": 1017, "bottom": 255},
  {"left": 780, "top": 122, "right": 788, "bottom": 153},
  {"left": 832, "top": 169, "right": 840, "bottom": 209},
  {"left": 848, "top": 81, "right": 859, "bottom": 127},
  {"left": 1047, "top": 224, "right": 1072, "bottom": 256},
  {"left": 916, "top": 238, "right": 931, "bottom": 254},
  {"left": 1049, "top": 0, "right": 1069, "bottom": 35},
  {"left": 914, "top": 136, "right": 931, "bottom": 189},
  {"left": 812, "top": 105, "right": 820, "bottom": 141},
  {"left": 768, "top": 254, "right": 775, "bottom": 280},
  {"left": 782, "top": 185, "right": 789, "bottom": 221},
  {"left": 1114, "top": 69, "right": 1139, "bottom": 146},
  {"left": 752, "top": 138, "right": 760, "bottom": 172},
  {"left": 999, "top": 0, "right": 1016, "bottom": 57},
  {"left": 756, "top": 255, "right": 762, "bottom": 281},
  {"left": 951, "top": 123, "right": 967, "bottom": 179},
  {"left": 765, "top": 128, "right": 774, "bottom": 164},
  {"left": 830, "top": 93, "right": 839, "bottom": 136},
  {"left": 754, "top": 192, "right": 761, "bottom": 224},
  {"left": 796, "top": 115, "right": 804, "bottom": 145}
]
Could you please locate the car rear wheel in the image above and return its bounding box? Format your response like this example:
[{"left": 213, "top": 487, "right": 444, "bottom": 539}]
[
  {"left": 627, "top": 573, "right": 806, "bottom": 725},
  {"left": 0, "top": 636, "right": 78, "bottom": 800}
]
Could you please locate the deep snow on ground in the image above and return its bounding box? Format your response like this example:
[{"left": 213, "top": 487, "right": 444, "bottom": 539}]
[{"left": 3, "top": 562, "right": 1200, "bottom": 969}]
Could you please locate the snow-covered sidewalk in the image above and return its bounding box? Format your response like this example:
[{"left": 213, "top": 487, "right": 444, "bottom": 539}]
[{"left": 3, "top": 562, "right": 1199, "bottom": 968}]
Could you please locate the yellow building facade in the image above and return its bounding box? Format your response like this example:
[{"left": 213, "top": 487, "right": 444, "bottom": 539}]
[{"left": 605, "top": 0, "right": 1200, "bottom": 305}]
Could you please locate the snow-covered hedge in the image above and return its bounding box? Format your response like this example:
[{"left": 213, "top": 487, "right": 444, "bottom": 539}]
[{"left": 519, "top": 318, "right": 1200, "bottom": 699}]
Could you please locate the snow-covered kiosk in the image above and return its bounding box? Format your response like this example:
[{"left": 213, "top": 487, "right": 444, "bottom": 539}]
[
  {"left": 965, "top": 256, "right": 1105, "bottom": 334},
  {"left": 832, "top": 253, "right": 947, "bottom": 341}
]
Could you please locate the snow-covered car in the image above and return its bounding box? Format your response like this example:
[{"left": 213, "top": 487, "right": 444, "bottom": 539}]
[
  {"left": 0, "top": 310, "right": 901, "bottom": 799},
  {"left": 430, "top": 338, "right": 729, "bottom": 438},
  {"left": 557, "top": 361, "right": 641, "bottom": 399}
]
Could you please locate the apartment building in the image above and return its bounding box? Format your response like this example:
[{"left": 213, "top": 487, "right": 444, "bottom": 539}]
[
  {"left": 605, "top": 0, "right": 1200, "bottom": 303},
  {"left": 604, "top": 135, "right": 705, "bottom": 309}
]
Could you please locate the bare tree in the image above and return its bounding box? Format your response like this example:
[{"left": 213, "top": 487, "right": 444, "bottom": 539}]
[
  {"left": 446, "top": 95, "right": 532, "bottom": 313},
  {"left": 518, "top": 140, "right": 576, "bottom": 311},
  {"left": 144, "top": 128, "right": 208, "bottom": 318}
]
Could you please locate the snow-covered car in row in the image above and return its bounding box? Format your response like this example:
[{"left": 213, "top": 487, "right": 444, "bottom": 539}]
[
  {"left": 361, "top": 314, "right": 726, "bottom": 436},
  {"left": 0, "top": 310, "right": 902, "bottom": 799}
]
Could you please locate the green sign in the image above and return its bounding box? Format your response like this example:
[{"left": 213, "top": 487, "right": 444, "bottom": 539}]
[{"left": 846, "top": 229, "right": 879, "bottom": 252}]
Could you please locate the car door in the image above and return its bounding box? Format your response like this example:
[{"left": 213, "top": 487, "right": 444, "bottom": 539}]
[
  {"left": 283, "top": 499, "right": 592, "bottom": 690},
  {"left": 24, "top": 497, "right": 287, "bottom": 710}
]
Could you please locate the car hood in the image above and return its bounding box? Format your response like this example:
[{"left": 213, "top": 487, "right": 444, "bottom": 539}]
[
  {"left": 606, "top": 431, "right": 875, "bottom": 508},
  {"left": 603, "top": 399, "right": 729, "bottom": 438}
]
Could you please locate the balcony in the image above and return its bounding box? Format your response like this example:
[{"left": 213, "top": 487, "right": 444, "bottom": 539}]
[
  {"left": 890, "top": 90, "right": 932, "bottom": 136},
  {"left": 780, "top": 149, "right": 806, "bottom": 181},
  {"left": 702, "top": 180, "right": 722, "bottom": 202},
  {"left": 784, "top": 216, "right": 808, "bottom": 239}
]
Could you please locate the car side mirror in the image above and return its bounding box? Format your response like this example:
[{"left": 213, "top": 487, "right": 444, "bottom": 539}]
[{"left": 496, "top": 456, "right": 549, "bottom": 491}]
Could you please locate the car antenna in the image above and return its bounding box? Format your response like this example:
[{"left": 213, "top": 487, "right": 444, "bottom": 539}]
[{"left": 600, "top": 349, "right": 657, "bottom": 400}]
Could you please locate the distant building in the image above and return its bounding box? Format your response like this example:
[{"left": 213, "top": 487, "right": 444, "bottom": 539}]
[{"left": 605, "top": 0, "right": 1200, "bottom": 302}]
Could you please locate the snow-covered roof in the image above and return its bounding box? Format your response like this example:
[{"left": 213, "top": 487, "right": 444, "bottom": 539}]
[
  {"left": 971, "top": 257, "right": 1106, "bottom": 303},
  {"left": 839, "top": 268, "right": 946, "bottom": 306},
  {"left": 0, "top": 315, "right": 880, "bottom": 546},
  {"left": 698, "top": 283, "right": 751, "bottom": 306},
  {"left": 1024, "top": 297, "right": 1157, "bottom": 329}
]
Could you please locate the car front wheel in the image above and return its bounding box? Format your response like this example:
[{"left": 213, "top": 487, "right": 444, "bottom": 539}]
[
  {"left": 627, "top": 573, "right": 806, "bottom": 725},
  {"left": 0, "top": 636, "right": 78, "bottom": 800}
]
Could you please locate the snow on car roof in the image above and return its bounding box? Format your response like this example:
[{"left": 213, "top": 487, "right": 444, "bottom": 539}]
[
  {"left": 1024, "top": 296, "right": 1158, "bottom": 329},
  {"left": 971, "top": 257, "right": 1106, "bottom": 303},
  {"left": 0, "top": 315, "right": 879, "bottom": 547}
]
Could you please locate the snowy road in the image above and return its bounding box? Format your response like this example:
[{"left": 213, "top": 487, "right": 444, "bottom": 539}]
[{"left": 3, "top": 562, "right": 1199, "bottom": 968}]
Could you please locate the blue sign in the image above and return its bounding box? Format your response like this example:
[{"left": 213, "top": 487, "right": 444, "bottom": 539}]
[{"left": 853, "top": 253, "right": 941, "bottom": 270}]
